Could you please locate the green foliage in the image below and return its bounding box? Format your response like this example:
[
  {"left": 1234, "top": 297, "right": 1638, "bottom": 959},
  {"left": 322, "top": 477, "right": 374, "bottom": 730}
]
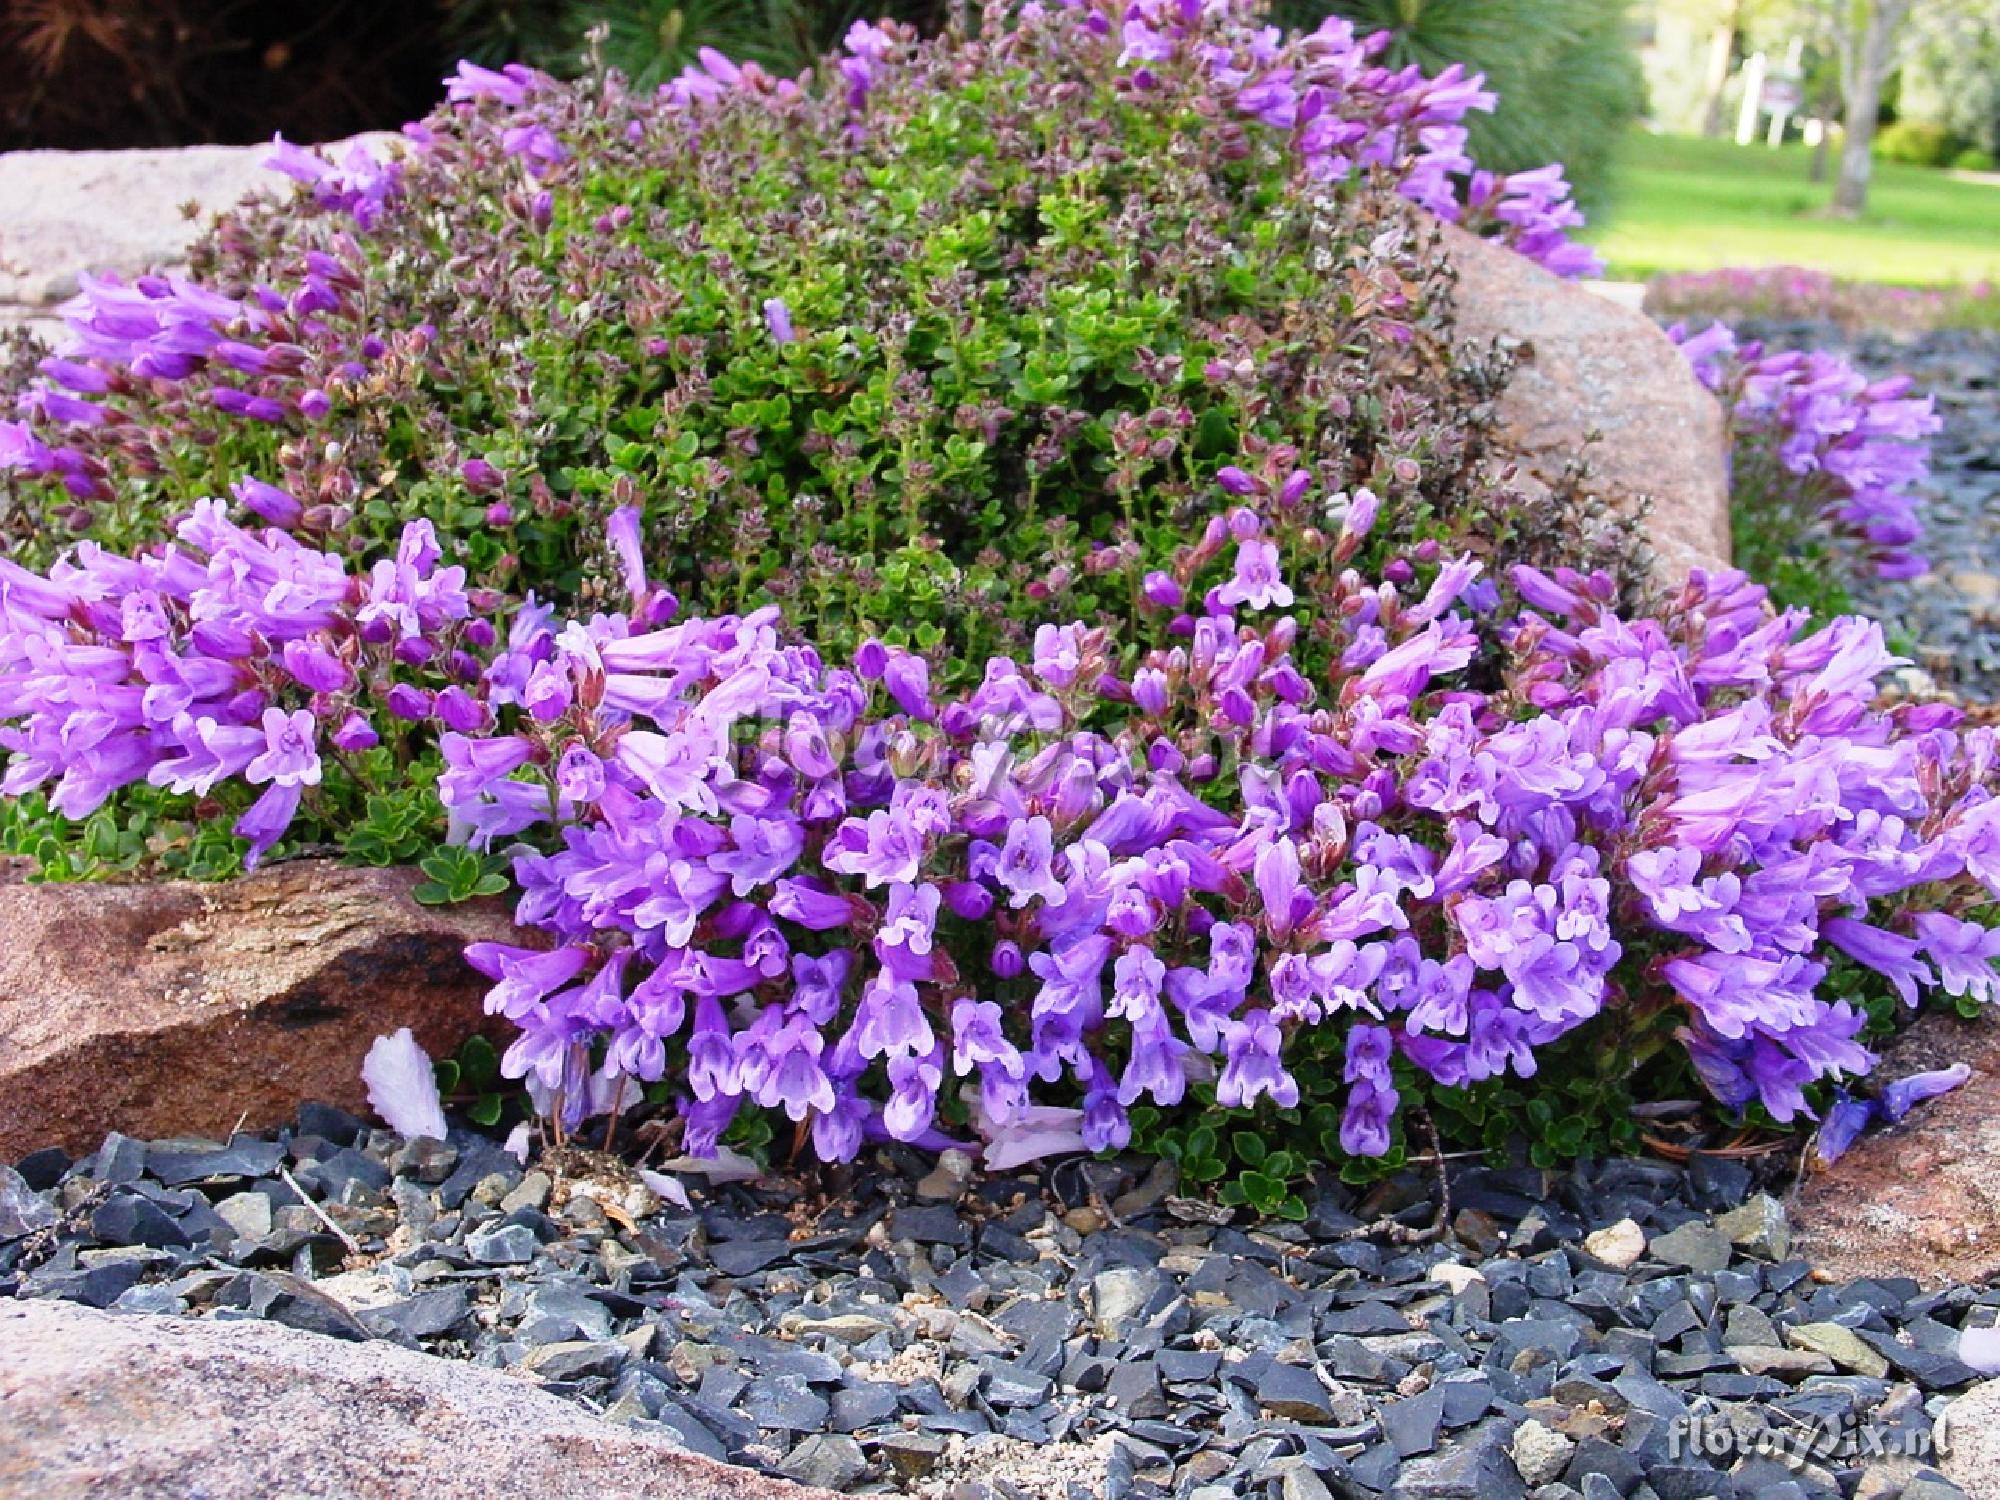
[
  {"left": 1276, "top": 0, "right": 1645, "bottom": 207},
  {"left": 0, "top": 787, "right": 249, "bottom": 883},
  {"left": 435, "top": 1033, "right": 512, "bottom": 1127},
  {"left": 1874, "top": 119, "right": 1963, "bottom": 169},
  {"left": 1953, "top": 146, "right": 1998, "bottom": 172},
  {"left": 1128, "top": 1008, "right": 1663, "bottom": 1209},
  {"left": 413, "top": 845, "right": 515, "bottom": 904},
  {"left": 1728, "top": 486, "right": 1857, "bottom": 622},
  {"left": 6, "top": 12, "right": 1602, "bottom": 693}
]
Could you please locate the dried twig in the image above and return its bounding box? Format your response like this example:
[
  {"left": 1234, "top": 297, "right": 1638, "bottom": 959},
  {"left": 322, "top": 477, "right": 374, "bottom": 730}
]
[
  {"left": 1325, "top": 1109, "right": 1451, "bottom": 1247},
  {"left": 277, "top": 1164, "right": 361, "bottom": 1257}
]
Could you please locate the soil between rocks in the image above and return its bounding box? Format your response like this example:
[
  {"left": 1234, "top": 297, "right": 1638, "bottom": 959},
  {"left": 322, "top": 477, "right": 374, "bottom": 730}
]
[{"left": 2, "top": 1105, "right": 1992, "bottom": 1500}]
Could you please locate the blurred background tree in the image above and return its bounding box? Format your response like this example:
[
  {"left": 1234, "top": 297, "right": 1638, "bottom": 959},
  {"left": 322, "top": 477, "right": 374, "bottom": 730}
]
[{"left": 1894, "top": 0, "right": 2000, "bottom": 167}]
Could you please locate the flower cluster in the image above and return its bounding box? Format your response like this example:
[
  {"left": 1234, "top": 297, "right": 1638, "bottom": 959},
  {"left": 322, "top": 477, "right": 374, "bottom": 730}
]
[
  {"left": 0, "top": 503, "right": 475, "bottom": 863},
  {"left": 1674, "top": 322, "right": 1940, "bottom": 581},
  {"left": 451, "top": 515, "right": 2000, "bottom": 1161},
  {"left": 6, "top": 484, "right": 1998, "bottom": 1161},
  {"left": 0, "top": 7, "right": 1983, "bottom": 1174},
  {"left": 1648, "top": 265, "right": 1999, "bottom": 336}
]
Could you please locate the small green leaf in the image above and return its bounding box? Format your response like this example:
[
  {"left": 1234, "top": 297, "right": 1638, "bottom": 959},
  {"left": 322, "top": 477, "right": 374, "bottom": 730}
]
[{"left": 460, "top": 1034, "right": 499, "bottom": 1089}]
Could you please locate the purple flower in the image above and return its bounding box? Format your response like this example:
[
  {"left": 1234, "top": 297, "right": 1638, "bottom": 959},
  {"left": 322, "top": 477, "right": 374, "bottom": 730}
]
[
  {"left": 791, "top": 949, "right": 854, "bottom": 1025},
  {"left": 712, "top": 813, "right": 805, "bottom": 895},
  {"left": 555, "top": 743, "right": 606, "bottom": 804},
  {"left": 823, "top": 807, "right": 925, "bottom": 888},
  {"left": 1879, "top": 1063, "right": 1970, "bottom": 1123},
  {"left": 1340, "top": 1077, "right": 1398, "bottom": 1157},
  {"left": 763, "top": 298, "right": 796, "bottom": 344},
  {"left": 246, "top": 707, "right": 321, "bottom": 788},
  {"left": 468, "top": 943, "right": 591, "bottom": 1021},
  {"left": 771, "top": 877, "right": 859, "bottom": 931},
  {"left": 331, "top": 712, "right": 378, "bottom": 752},
  {"left": 686, "top": 994, "right": 740, "bottom": 1100},
  {"left": 233, "top": 780, "right": 302, "bottom": 869},
  {"left": 995, "top": 815, "right": 1064, "bottom": 908},
  {"left": 742, "top": 1011, "right": 834, "bottom": 1122},
  {"left": 883, "top": 1046, "right": 945, "bottom": 1140},
  {"left": 1215, "top": 537, "right": 1293, "bottom": 612},
  {"left": 852, "top": 970, "right": 934, "bottom": 1060},
  {"left": 232, "top": 478, "right": 302, "bottom": 528},
  {"left": 1812, "top": 1093, "right": 1876, "bottom": 1167},
  {"left": 1216, "top": 1012, "right": 1298, "bottom": 1109},
  {"left": 1914, "top": 913, "right": 2000, "bottom": 1006},
  {"left": 884, "top": 652, "right": 934, "bottom": 721},
  {"left": 438, "top": 732, "right": 533, "bottom": 806},
  {"left": 1823, "top": 918, "right": 1932, "bottom": 1007}
]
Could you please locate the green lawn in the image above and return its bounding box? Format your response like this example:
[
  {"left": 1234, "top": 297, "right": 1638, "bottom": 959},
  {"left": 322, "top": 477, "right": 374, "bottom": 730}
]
[{"left": 1583, "top": 132, "right": 2000, "bottom": 285}]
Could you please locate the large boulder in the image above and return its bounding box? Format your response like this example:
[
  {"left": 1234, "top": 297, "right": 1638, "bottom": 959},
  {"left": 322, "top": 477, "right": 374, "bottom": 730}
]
[
  {"left": 0, "top": 859, "right": 525, "bottom": 1159},
  {"left": 1790, "top": 1012, "right": 2000, "bottom": 1288},
  {"left": 0, "top": 1299, "right": 832, "bottom": 1500},
  {"left": 1442, "top": 221, "right": 1733, "bottom": 588}
]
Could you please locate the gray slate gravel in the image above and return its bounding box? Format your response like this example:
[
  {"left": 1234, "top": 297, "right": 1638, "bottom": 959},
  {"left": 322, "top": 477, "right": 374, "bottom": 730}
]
[{"left": 2, "top": 1108, "right": 1990, "bottom": 1500}]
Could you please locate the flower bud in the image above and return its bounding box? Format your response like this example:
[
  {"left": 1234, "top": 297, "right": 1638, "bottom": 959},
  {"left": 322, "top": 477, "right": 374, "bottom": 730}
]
[
  {"left": 386, "top": 684, "right": 431, "bottom": 721},
  {"left": 331, "top": 712, "right": 379, "bottom": 752},
  {"left": 990, "top": 940, "right": 1024, "bottom": 979}
]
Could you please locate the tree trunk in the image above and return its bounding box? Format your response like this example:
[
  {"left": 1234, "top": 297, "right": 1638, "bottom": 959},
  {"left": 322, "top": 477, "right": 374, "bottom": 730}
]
[
  {"left": 1833, "top": 0, "right": 1904, "bottom": 214},
  {"left": 1698, "top": 9, "right": 1741, "bottom": 138},
  {"left": 1809, "top": 80, "right": 1837, "bottom": 182}
]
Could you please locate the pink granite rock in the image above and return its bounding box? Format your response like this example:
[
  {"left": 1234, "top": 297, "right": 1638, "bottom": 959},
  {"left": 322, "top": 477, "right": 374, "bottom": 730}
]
[
  {"left": 1790, "top": 1011, "right": 2000, "bottom": 1289},
  {"left": 0, "top": 859, "right": 528, "bottom": 1159},
  {"left": 0, "top": 1299, "right": 833, "bottom": 1500},
  {"left": 1443, "top": 221, "right": 1733, "bottom": 588}
]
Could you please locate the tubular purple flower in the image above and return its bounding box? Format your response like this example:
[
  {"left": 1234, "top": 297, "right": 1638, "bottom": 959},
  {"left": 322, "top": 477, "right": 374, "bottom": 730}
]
[
  {"left": 233, "top": 780, "right": 302, "bottom": 869},
  {"left": 884, "top": 653, "right": 934, "bottom": 721},
  {"left": 232, "top": 478, "right": 303, "bottom": 528},
  {"left": 1879, "top": 1063, "right": 1970, "bottom": 1123},
  {"left": 331, "top": 712, "right": 378, "bottom": 752},
  {"left": 438, "top": 731, "right": 533, "bottom": 805},
  {"left": 1215, "top": 537, "right": 1293, "bottom": 612},
  {"left": 1812, "top": 1093, "right": 1877, "bottom": 1167}
]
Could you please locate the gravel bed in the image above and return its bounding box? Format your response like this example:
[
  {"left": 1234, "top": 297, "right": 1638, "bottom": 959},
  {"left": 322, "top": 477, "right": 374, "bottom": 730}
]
[
  {"left": 2, "top": 1107, "right": 1994, "bottom": 1500},
  {"left": 1708, "top": 320, "right": 2000, "bottom": 700}
]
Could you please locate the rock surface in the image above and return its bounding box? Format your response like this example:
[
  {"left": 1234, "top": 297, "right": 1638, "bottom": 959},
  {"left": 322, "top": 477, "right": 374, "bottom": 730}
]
[
  {"left": 0, "top": 859, "right": 524, "bottom": 1158},
  {"left": 0, "top": 1299, "right": 832, "bottom": 1500},
  {"left": 1444, "top": 221, "right": 1733, "bottom": 588},
  {"left": 0, "top": 138, "right": 387, "bottom": 339},
  {"left": 1942, "top": 1382, "right": 2000, "bottom": 1500},
  {"left": 1791, "top": 1012, "right": 2000, "bottom": 1288}
]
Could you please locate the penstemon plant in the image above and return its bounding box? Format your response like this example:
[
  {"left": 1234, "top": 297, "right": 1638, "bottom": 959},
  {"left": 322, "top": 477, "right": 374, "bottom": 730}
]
[
  {"left": 0, "top": 0, "right": 1967, "bottom": 1172},
  {"left": 6, "top": 489, "right": 1994, "bottom": 1167}
]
